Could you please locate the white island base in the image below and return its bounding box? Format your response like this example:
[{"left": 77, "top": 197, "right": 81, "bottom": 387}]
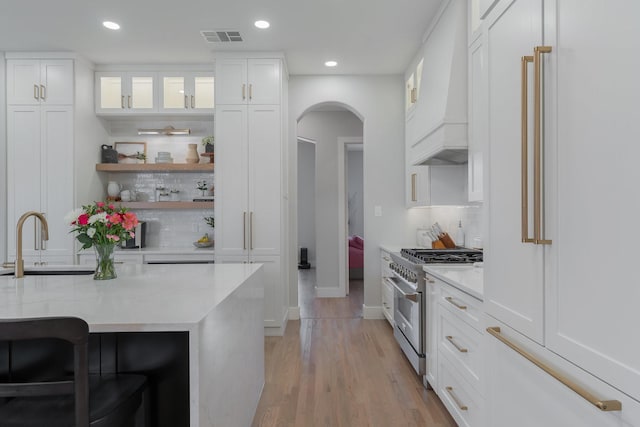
[{"left": 0, "top": 263, "right": 265, "bottom": 427}]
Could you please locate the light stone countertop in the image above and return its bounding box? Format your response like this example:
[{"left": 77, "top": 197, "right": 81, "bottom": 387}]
[
  {"left": 0, "top": 263, "right": 261, "bottom": 332},
  {"left": 424, "top": 264, "right": 484, "bottom": 301}
]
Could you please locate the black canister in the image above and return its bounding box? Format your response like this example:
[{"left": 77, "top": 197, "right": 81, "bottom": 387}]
[{"left": 101, "top": 144, "right": 118, "bottom": 163}]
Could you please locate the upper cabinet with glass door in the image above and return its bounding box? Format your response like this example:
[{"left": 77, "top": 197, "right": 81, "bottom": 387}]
[
  {"left": 159, "top": 72, "right": 214, "bottom": 115},
  {"left": 95, "top": 71, "right": 157, "bottom": 114}
]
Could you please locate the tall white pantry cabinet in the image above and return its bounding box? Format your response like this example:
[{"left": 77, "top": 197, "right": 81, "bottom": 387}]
[
  {"left": 214, "top": 58, "right": 287, "bottom": 335},
  {"left": 6, "top": 57, "right": 75, "bottom": 264},
  {"left": 483, "top": 0, "right": 640, "bottom": 425}
]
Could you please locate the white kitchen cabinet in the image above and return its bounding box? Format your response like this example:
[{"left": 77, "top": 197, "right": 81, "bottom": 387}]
[
  {"left": 484, "top": 0, "right": 640, "bottom": 421},
  {"left": 158, "top": 72, "right": 214, "bottom": 114},
  {"left": 406, "top": 165, "right": 468, "bottom": 207},
  {"left": 424, "top": 272, "right": 440, "bottom": 389},
  {"left": 6, "top": 105, "right": 74, "bottom": 263},
  {"left": 484, "top": 0, "right": 544, "bottom": 344},
  {"left": 215, "top": 104, "right": 281, "bottom": 257},
  {"left": 215, "top": 59, "right": 281, "bottom": 105},
  {"left": 6, "top": 59, "right": 74, "bottom": 106},
  {"left": 95, "top": 71, "right": 157, "bottom": 114},
  {"left": 467, "top": 36, "right": 485, "bottom": 202},
  {"left": 485, "top": 320, "right": 640, "bottom": 427},
  {"left": 215, "top": 255, "right": 283, "bottom": 333},
  {"left": 380, "top": 249, "right": 394, "bottom": 326}
]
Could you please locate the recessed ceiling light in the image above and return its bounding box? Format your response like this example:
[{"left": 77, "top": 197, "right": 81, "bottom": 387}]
[
  {"left": 103, "top": 21, "right": 120, "bottom": 30},
  {"left": 254, "top": 20, "right": 270, "bottom": 29},
  {"left": 324, "top": 60, "right": 338, "bottom": 67}
]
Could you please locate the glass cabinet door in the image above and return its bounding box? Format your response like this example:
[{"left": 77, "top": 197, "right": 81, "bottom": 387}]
[
  {"left": 162, "top": 76, "right": 186, "bottom": 109},
  {"left": 99, "top": 75, "right": 123, "bottom": 109},
  {"left": 193, "top": 76, "right": 214, "bottom": 109},
  {"left": 130, "top": 76, "right": 154, "bottom": 109}
]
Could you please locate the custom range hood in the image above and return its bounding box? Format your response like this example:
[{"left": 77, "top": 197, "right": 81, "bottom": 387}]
[{"left": 406, "top": 0, "right": 468, "bottom": 166}]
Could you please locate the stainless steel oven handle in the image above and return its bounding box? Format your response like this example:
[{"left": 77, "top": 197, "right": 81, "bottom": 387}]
[{"left": 390, "top": 279, "right": 419, "bottom": 303}]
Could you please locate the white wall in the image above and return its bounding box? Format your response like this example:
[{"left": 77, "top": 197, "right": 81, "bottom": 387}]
[
  {"left": 0, "top": 53, "right": 6, "bottom": 264},
  {"left": 297, "top": 141, "right": 316, "bottom": 266},
  {"left": 297, "top": 110, "right": 362, "bottom": 291},
  {"left": 288, "top": 75, "right": 425, "bottom": 314},
  {"left": 347, "top": 149, "right": 364, "bottom": 238}
]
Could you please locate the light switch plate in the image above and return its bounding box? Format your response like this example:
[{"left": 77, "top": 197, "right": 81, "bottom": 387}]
[{"left": 374, "top": 206, "right": 382, "bottom": 217}]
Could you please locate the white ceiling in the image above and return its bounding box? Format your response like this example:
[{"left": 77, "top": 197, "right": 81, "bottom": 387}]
[{"left": 0, "top": 0, "right": 444, "bottom": 75}]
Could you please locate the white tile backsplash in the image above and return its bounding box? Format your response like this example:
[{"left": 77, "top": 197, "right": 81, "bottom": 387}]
[{"left": 412, "top": 203, "right": 485, "bottom": 249}]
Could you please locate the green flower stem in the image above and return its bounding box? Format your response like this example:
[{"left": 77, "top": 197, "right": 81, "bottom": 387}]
[{"left": 94, "top": 243, "right": 117, "bottom": 280}]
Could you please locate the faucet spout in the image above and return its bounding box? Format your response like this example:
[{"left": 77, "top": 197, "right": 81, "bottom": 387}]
[{"left": 15, "top": 211, "right": 49, "bottom": 278}]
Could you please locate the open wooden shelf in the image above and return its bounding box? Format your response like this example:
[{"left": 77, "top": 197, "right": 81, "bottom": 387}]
[
  {"left": 118, "top": 201, "right": 214, "bottom": 210},
  {"left": 96, "top": 163, "right": 214, "bottom": 172}
]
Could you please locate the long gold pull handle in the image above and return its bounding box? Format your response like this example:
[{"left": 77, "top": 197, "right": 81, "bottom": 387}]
[
  {"left": 249, "top": 84, "right": 253, "bottom": 100},
  {"left": 410, "top": 87, "right": 417, "bottom": 104},
  {"left": 521, "top": 55, "right": 534, "bottom": 243},
  {"left": 445, "top": 387, "right": 468, "bottom": 411},
  {"left": 40, "top": 85, "right": 46, "bottom": 101},
  {"left": 250, "top": 212, "right": 254, "bottom": 250},
  {"left": 411, "top": 173, "right": 417, "bottom": 202},
  {"left": 121, "top": 95, "right": 125, "bottom": 109},
  {"left": 127, "top": 95, "right": 132, "bottom": 109},
  {"left": 445, "top": 296, "right": 467, "bottom": 310},
  {"left": 191, "top": 95, "right": 195, "bottom": 109},
  {"left": 446, "top": 336, "right": 468, "bottom": 353},
  {"left": 487, "top": 327, "right": 621, "bottom": 411},
  {"left": 243, "top": 212, "right": 247, "bottom": 250},
  {"left": 242, "top": 84, "right": 246, "bottom": 100},
  {"left": 533, "top": 46, "right": 552, "bottom": 245},
  {"left": 34, "top": 84, "right": 39, "bottom": 100}
]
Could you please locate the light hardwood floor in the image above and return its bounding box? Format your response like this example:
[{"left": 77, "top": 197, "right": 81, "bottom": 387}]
[{"left": 252, "top": 269, "right": 456, "bottom": 427}]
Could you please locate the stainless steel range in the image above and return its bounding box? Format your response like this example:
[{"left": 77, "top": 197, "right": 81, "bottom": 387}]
[{"left": 387, "top": 248, "right": 483, "bottom": 375}]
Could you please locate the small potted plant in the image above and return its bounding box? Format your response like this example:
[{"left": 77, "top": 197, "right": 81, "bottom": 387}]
[
  {"left": 204, "top": 216, "right": 215, "bottom": 228},
  {"left": 201, "top": 136, "right": 214, "bottom": 153}
]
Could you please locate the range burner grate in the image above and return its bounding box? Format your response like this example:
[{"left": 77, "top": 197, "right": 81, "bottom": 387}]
[{"left": 400, "top": 248, "right": 483, "bottom": 264}]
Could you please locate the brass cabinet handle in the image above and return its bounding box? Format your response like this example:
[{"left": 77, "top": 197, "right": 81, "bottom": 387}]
[
  {"left": 410, "top": 87, "right": 417, "bottom": 104},
  {"left": 243, "top": 212, "right": 247, "bottom": 250},
  {"left": 521, "top": 55, "right": 534, "bottom": 243},
  {"left": 411, "top": 173, "right": 417, "bottom": 202},
  {"left": 249, "top": 84, "right": 253, "bottom": 100},
  {"left": 242, "top": 84, "right": 246, "bottom": 100},
  {"left": 34, "top": 84, "right": 39, "bottom": 100},
  {"left": 533, "top": 46, "right": 552, "bottom": 245},
  {"left": 127, "top": 95, "right": 132, "bottom": 109},
  {"left": 487, "top": 326, "right": 621, "bottom": 411},
  {"left": 445, "top": 296, "right": 467, "bottom": 310},
  {"left": 191, "top": 95, "right": 195, "bottom": 109},
  {"left": 445, "top": 386, "right": 468, "bottom": 411},
  {"left": 121, "top": 95, "right": 125, "bottom": 109},
  {"left": 40, "top": 85, "right": 46, "bottom": 101},
  {"left": 446, "top": 335, "right": 468, "bottom": 353},
  {"left": 250, "top": 211, "right": 254, "bottom": 250}
]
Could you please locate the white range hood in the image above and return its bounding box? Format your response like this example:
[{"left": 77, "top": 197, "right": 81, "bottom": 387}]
[{"left": 406, "top": 0, "right": 468, "bottom": 166}]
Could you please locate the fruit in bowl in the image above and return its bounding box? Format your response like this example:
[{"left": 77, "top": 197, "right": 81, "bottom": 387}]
[{"left": 194, "top": 233, "right": 214, "bottom": 248}]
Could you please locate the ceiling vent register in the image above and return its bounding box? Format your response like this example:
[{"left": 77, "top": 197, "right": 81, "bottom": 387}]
[{"left": 200, "top": 30, "right": 243, "bottom": 43}]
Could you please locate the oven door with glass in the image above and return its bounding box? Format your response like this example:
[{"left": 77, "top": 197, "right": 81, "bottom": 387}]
[{"left": 390, "top": 276, "right": 425, "bottom": 374}]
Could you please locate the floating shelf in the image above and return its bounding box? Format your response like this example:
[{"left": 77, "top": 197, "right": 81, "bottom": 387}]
[
  {"left": 96, "top": 163, "right": 214, "bottom": 172},
  {"left": 118, "top": 202, "right": 214, "bottom": 210}
]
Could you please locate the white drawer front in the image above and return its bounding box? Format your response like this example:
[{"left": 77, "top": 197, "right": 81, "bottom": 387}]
[
  {"left": 438, "top": 281, "right": 483, "bottom": 333},
  {"left": 439, "top": 304, "right": 483, "bottom": 393},
  {"left": 438, "top": 353, "right": 485, "bottom": 427}
]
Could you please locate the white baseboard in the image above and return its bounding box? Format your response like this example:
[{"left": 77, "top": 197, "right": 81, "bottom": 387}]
[
  {"left": 263, "top": 308, "right": 290, "bottom": 336},
  {"left": 363, "top": 304, "right": 385, "bottom": 320},
  {"left": 316, "top": 286, "right": 346, "bottom": 298},
  {"left": 288, "top": 306, "right": 300, "bottom": 320}
]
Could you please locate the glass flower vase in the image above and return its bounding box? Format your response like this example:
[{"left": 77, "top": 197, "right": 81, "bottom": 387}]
[{"left": 94, "top": 243, "right": 117, "bottom": 280}]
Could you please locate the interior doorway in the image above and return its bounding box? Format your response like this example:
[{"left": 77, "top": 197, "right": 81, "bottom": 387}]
[{"left": 296, "top": 105, "right": 363, "bottom": 318}]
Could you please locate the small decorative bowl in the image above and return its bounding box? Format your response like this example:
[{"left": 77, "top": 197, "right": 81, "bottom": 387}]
[{"left": 193, "top": 241, "right": 214, "bottom": 248}]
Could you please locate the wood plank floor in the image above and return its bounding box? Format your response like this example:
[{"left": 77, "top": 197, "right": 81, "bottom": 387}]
[{"left": 252, "top": 270, "right": 456, "bottom": 427}]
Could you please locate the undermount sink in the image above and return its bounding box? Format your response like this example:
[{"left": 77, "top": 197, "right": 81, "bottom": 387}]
[{"left": 23, "top": 265, "right": 95, "bottom": 276}]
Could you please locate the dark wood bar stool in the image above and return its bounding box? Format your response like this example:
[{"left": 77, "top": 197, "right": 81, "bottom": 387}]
[{"left": 0, "top": 317, "right": 147, "bottom": 427}]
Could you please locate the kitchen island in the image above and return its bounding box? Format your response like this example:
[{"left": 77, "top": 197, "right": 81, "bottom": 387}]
[{"left": 0, "top": 263, "right": 265, "bottom": 427}]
